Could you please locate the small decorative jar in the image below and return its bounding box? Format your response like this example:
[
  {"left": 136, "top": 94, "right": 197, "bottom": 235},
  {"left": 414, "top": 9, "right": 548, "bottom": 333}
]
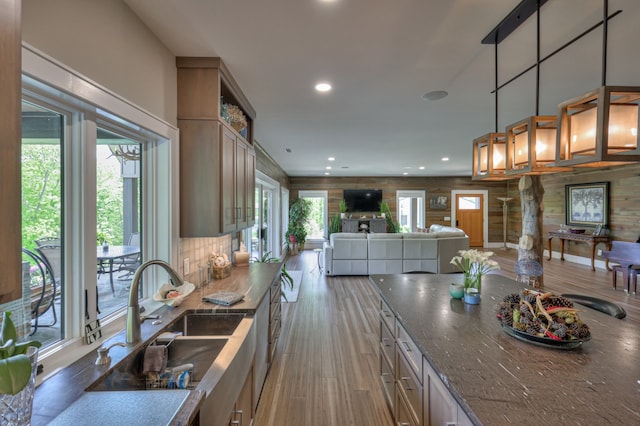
[
  {"left": 464, "top": 287, "right": 481, "bottom": 304},
  {"left": 449, "top": 283, "right": 464, "bottom": 299}
]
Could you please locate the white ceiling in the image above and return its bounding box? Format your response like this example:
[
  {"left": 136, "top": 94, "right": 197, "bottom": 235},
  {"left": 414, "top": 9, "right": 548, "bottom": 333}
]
[{"left": 122, "top": 0, "right": 639, "bottom": 177}]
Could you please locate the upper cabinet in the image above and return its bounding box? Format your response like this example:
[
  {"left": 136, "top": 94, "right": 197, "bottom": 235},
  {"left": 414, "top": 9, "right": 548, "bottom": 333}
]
[{"left": 177, "top": 57, "right": 256, "bottom": 237}]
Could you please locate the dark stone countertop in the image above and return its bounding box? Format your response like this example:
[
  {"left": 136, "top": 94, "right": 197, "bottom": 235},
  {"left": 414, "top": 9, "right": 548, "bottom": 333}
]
[
  {"left": 32, "top": 263, "right": 281, "bottom": 426},
  {"left": 371, "top": 273, "right": 640, "bottom": 425}
]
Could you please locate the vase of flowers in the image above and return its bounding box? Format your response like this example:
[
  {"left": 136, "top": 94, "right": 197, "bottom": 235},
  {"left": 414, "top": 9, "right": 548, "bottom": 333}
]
[{"left": 450, "top": 249, "right": 500, "bottom": 304}]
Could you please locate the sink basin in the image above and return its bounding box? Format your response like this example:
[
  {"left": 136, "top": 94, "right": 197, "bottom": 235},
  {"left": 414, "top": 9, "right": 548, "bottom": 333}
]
[
  {"left": 177, "top": 313, "right": 245, "bottom": 336},
  {"left": 89, "top": 337, "right": 228, "bottom": 391}
]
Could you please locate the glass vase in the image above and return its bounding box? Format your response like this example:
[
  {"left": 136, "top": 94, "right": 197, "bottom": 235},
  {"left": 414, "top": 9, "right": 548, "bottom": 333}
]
[
  {"left": 464, "top": 274, "right": 481, "bottom": 292},
  {"left": 0, "top": 346, "right": 38, "bottom": 426}
]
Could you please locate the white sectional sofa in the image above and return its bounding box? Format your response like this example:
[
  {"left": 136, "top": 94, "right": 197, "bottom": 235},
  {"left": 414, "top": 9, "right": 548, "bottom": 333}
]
[{"left": 323, "top": 224, "right": 469, "bottom": 276}]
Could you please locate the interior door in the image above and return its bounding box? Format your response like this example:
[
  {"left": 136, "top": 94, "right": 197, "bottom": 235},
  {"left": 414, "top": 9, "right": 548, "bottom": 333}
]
[{"left": 456, "top": 194, "right": 483, "bottom": 247}]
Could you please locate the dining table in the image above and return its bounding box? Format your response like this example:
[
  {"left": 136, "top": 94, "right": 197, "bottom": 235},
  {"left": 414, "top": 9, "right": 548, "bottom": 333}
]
[{"left": 96, "top": 245, "right": 140, "bottom": 295}]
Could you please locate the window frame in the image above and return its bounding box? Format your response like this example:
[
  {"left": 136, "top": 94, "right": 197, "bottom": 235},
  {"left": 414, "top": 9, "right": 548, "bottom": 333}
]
[{"left": 23, "top": 45, "right": 179, "bottom": 378}]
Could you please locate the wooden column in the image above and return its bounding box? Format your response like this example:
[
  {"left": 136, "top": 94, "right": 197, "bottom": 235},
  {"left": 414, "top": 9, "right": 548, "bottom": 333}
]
[
  {"left": 0, "top": 0, "right": 22, "bottom": 303},
  {"left": 517, "top": 175, "right": 545, "bottom": 288}
]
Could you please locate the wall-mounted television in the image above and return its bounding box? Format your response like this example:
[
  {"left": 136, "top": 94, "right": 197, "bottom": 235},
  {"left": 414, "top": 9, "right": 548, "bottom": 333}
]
[{"left": 343, "top": 189, "right": 383, "bottom": 212}]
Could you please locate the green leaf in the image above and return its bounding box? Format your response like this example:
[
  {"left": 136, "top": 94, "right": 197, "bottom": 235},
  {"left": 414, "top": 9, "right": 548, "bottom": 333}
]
[
  {"left": 0, "top": 355, "right": 32, "bottom": 395},
  {"left": 1, "top": 312, "right": 18, "bottom": 347}
]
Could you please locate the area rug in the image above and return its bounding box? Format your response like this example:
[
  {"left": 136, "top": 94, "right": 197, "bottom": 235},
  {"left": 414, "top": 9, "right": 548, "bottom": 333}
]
[{"left": 282, "top": 270, "right": 302, "bottom": 302}]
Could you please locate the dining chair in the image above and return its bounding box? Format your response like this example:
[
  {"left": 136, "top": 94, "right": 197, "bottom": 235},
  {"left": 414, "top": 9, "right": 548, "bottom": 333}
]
[
  {"left": 23, "top": 247, "right": 59, "bottom": 334},
  {"left": 117, "top": 232, "right": 141, "bottom": 280}
]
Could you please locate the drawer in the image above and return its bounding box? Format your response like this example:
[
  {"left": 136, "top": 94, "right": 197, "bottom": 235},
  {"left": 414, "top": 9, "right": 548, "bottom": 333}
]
[
  {"left": 380, "top": 298, "right": 395, "bottom": 334},
  {"left": 380, "top": 318, "right": 395, "bottom": 371},
  {"left": 396, "top": 322, "right": 422, "bottom": 380},
  {"left": 396, "top": 348, "right": 422, "bottom": 425},
  {"left": 270, "top": 297, "right": 281, "bottom": 319},
  {"left": 379, "top": 348, "right": 395, "bottom": 413},
  {"left": 396, "top": 383, "right": 419, "bottom": 426}
]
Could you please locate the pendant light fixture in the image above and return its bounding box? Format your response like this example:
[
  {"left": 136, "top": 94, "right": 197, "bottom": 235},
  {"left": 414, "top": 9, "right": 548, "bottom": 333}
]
[
  {"left": 505, "top": 116, "right": 571, "bottom": 175},
  {"left": 553, "top": 86, "right": 640, "bottom": 167},
  {"left": 472, "top": 132, "right": 507, "bottom": 180}
]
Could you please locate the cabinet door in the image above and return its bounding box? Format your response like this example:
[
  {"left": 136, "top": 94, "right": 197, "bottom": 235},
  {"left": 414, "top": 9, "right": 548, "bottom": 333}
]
[
  {"left": 179, "top": 119, "right": 222, "bottom": 237},
  {"left": 371, "top": 219, "right": 387, "bottom": 233},
  {"left": 236, "top": 140, "right": 248, "bottom": 229},
  {"left": 221, "top": 125, "right": 237, "bottom": 233},
  {"left": 253, "top": 292, "right": 270, "bottom": 411},
  {"left": 342, "top": 219, "right": 358, "bottom": 233},
  {"left": 424, "top": 361, "right": 457, "bottom": 426},
  {"left": 246, "top": 148, "right": 256, "bottom": 228}
]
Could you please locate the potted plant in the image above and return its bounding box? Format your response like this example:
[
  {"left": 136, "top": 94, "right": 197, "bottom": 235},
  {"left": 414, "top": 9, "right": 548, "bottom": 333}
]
[
  {"left": 0, "top": 311, "right": 41, "bottom": 424},
  {"left": 285, "top": 198, "right": 312, "bottom": 252},
  {"left": 379, "top": 201, "right": 401, "bottom": 233},
  {"left": 251, "top": 252, "right": 295, "bottom": 299},
  {"left": 338, "top": 199, "right": 347, "bottom": 219}
]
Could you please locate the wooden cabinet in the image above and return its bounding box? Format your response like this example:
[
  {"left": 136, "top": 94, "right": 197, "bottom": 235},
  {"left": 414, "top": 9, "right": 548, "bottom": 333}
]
[
  {"left": 269, "top": 273, "right": 282, "bottom": 363},
  {"left": 381, "top": 295, "right": 472, "bottom": 426},
  {"left": 228, "top": 367, "right": 253, "bottom": 426},
  {"left": 379, "top": 299, "right": 395, "bottom": 412},
  {"left": 177, "top": 57, "right": 256, "bottom": 237},
  {"left": 253, "top": 290, "right": 270, "bottom": 411},
  {"left": 423, "top": 359, "right": 463, "bottom": 426},
  {"left": 342, "top": 218, "right": 386, "bottom": 233}
]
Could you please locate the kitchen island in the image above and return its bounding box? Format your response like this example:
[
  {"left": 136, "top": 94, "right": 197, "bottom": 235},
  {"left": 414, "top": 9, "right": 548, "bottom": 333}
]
[
  {"left": 32, "top": 262, "right": 282, "bottom": 426},
  {"left": 372, "top": 273, "right": 640, "bottom": 425}
]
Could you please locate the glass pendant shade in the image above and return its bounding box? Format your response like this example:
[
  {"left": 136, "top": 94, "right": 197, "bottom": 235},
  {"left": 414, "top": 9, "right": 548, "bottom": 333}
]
[{"left": 555, "top": 86, "right": 640, "bottom": 167}]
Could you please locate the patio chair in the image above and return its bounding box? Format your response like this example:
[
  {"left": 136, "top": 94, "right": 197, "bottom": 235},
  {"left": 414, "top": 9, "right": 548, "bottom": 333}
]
[
  {"left": 116, "top": 232, "right": 141, "bottom": 280},
  {"left": 35, "top": 236, "right": 61, "bottom": 247},
  {"left": 22, "top": 248, "right": 58, "bottom": 334}
]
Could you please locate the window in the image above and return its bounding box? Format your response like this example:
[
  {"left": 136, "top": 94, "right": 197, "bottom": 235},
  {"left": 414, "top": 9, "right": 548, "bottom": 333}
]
[
  {"left": 21, "top": 100, "right": 64, "bottom": 347},
  {"left": 396, "top": 190, "right": 425, "bottom": 232},
  {"left": 246, "top": 171, "right": 281, "bottom": 260},
  {"left": 299, "top": 191, "right": 328, "bottom": 240},
  {"left": 18, "top": 46, "right": 179, "bottom": 369}
]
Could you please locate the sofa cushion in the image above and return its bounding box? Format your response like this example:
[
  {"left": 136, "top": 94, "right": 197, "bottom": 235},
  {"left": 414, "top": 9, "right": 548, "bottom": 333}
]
[
  {"left": 403, "top": 232, "right": 437, "bottom": 239},
  {"left": 367, "top": 233, "right": 403, "bottom": 240},
  {"left": 368, "top": 234, "right": 403, "bottom": 259},
  {"left": 403, "top": 238, "right": 438, "bottom": 259},
  {"left": 330, "top": 232, "right": 366, "bottom": 246}
]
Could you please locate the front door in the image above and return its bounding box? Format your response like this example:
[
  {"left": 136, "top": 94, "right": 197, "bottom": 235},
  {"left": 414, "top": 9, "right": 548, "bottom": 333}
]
[{"left": 456, "top": 194, "right": 483, "bottom": 247}]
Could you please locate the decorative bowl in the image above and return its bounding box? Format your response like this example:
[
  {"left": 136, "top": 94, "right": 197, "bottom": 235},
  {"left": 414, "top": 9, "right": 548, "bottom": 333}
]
[{"left": 153, "top": 282, "right": 195, "bottom": 307}]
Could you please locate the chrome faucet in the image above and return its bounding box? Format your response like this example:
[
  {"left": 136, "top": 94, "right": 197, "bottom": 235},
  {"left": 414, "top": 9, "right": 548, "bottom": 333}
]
[{"left": 126, "top": 259, "right": 184, "bottom": 343}]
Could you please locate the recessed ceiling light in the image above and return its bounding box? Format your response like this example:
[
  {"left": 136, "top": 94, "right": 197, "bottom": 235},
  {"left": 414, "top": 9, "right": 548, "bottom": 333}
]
[
  {"left": 442, "top": 157, "right": 450, "bottom": 162},
  {"left": 324, "top": 172, "right": 330, "bottom": 175},
  {"left": 315, "top": 82, "right": 332, "bottom": 92},
  {"left": 326, "top": 166, "right": 332, "bottom": 170},
  {"left": 328, "top": 157, "right": 335, "bottom": 161},
  {"left": 422, "top": 90, "right": 448, "bottom": 101},
  {"left": 419, "top": 166, "right": 425, "bottom": 170},
  {"left": 403, "top": 172, "right": 409, "bottom": 175}
]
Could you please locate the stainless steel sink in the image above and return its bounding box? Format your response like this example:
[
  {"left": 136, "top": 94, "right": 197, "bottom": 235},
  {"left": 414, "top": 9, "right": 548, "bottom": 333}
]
[
  {"left": 177, "top": 313, "right": 245, "bottom": 336},
  {"left": 89, "top": 337, "right": 228, "bottom": 391}
]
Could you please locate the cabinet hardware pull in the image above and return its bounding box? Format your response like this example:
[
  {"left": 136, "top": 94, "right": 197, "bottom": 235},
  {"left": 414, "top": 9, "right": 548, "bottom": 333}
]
[
  {"left": 381, "top": 338, "right": 391, "bottom": 347},
  {"left": 400, "top": 376, "right": 413, "bottom": 391},
  {"left": 402, "top": 341, "right": 411, "bottom": 351}
]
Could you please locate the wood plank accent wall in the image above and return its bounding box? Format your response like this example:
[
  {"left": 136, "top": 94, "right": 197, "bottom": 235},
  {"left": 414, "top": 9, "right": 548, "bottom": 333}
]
[
  {"left": 255, "top": 142, "right": 290, "bottom": 188},
  {"left": 507, "top": 163, "right": 640, "bottom": 259},
  {"left": 0, "top": 0, "right": 22, "bottom": 303},
  {"left": 288, "top": 176, "right": 508, "bottom": 242}
]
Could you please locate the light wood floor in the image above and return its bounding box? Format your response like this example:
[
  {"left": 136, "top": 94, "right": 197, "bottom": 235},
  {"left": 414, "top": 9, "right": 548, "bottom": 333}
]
[{"left": 254, "top": 247, "right": 640, "bottom": 425}]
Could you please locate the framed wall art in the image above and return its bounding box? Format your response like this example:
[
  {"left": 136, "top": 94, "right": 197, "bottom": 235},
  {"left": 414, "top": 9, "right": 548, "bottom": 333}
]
[
  {"left": 429, "top": 195, "right": 448, "bottom": 210},
  {"left": 565, "top": 182, "right": 609, "bottom": 227}
]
